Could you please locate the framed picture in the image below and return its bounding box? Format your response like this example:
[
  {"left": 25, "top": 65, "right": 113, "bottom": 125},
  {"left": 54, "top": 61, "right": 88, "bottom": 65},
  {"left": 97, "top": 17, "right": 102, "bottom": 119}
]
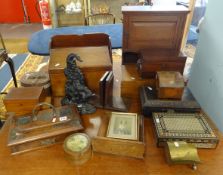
[{"left": 106, "top": 112, "right": 138, "bottom": 140}]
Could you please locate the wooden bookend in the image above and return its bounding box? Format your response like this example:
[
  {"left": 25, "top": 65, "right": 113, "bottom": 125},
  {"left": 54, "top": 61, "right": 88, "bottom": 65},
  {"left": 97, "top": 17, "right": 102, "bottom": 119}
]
[{"left": 104, "top": 72, "right": 130, "bottom": 112}]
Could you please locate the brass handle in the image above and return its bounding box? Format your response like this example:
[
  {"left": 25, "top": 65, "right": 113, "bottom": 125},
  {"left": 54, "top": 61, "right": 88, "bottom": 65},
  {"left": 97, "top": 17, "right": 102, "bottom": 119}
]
[{"left": 32, "top": 102, "right": 57, "bottom": 121}]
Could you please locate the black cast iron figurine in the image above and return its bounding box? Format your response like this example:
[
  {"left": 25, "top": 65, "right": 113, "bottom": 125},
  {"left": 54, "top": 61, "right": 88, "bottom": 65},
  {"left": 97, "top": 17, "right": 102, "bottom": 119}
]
[{"left": 61, "top": 53, "right": 96, "bottom": 114}]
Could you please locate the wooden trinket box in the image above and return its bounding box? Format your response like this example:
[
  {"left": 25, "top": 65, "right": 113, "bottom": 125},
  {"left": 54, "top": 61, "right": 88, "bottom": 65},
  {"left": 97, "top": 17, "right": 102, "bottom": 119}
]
[
  {"left": 49, "top": 33, "right": 112, "bottom": 97},
  {"left": 137, "top": 49, "right": 187, "bottom": 78},
  {"left": 92, "top": 112, "right": 145, "bottom": 159},
  {"left": 156, "top": 71, "right": 184, "bottom": 99},
  {"left": 3, "top": 87, "right": 45, "bottom": 116},
  {"left": 7, "top": 103, "right": 84, "bottom": 155},
  {"left": 153, "top": 112, "right": 219, "bottom": 149}
]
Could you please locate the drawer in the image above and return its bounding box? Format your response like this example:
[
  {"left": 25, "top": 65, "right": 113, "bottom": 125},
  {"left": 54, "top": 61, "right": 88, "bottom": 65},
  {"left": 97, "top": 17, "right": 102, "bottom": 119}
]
[{"left": 138, "top": 61, "right": 186, "bottom": 78}]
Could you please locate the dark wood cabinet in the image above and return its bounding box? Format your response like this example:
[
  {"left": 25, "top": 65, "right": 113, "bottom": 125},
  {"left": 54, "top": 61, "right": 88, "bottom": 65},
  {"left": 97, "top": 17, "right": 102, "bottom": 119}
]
[{"left": 122, "top": 6, "right": 189, "bottom": 64}]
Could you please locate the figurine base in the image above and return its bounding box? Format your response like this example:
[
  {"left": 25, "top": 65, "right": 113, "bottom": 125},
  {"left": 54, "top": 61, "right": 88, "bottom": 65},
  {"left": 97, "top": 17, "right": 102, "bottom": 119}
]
[{"left": 77, "top": 103, "right": 96, "bottom": 115}]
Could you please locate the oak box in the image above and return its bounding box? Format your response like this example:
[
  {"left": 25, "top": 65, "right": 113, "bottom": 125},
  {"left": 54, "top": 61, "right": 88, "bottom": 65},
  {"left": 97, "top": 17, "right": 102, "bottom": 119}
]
[{"left": 49, "top": 34, "right": 112, "bottom": 97}]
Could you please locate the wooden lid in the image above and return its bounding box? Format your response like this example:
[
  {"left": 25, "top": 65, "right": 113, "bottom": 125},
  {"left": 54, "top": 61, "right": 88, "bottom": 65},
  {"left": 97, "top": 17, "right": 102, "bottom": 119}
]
[
  {"left": 157, "top": 71, "right": 184, "bottom": 88},
  {"left": 49, "top": 46, "right": 112, "bottom": 73},
  {"left": 122, "top": 5, "right": 189, "bottom": 13},
  {"left": 4, "top": 87, "right": 43, "bottom": 101}
]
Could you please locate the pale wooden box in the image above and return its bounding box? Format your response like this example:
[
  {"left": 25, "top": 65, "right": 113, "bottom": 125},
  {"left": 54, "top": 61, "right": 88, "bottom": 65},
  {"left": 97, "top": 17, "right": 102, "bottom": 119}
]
[
  {"left": 156, "top": 71, "right": 184, "bottom": 99},
  {"left": 92, "top": 113, "right": 145, "bottom": 159},
  {"left": 121, "top": 65, "right": 155, "bottom": 100}
]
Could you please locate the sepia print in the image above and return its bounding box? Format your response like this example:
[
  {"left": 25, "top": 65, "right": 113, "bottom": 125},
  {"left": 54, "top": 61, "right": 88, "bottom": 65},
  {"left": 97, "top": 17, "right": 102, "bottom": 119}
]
[{"left": 107, "top": 112, "right": 138, "bottom": 140}]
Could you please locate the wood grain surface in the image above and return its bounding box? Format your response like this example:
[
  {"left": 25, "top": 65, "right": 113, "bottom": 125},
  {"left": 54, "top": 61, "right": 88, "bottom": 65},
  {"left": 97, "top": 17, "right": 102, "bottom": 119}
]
[{"left": 0, "top": 104, "right": 223, "bottom": 175}]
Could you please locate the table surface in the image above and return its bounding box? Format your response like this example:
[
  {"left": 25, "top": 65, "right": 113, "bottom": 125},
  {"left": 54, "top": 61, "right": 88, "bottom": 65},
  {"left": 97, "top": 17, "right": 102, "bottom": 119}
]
[{"left": 0, "top": 104, "right": 223, "bottom": 175}]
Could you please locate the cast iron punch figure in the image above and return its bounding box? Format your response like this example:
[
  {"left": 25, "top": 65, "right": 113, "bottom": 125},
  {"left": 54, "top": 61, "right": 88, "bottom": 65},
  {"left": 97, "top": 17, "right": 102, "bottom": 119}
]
[{"left": 61, "top": 53, "right": 96, "bottom": 114}]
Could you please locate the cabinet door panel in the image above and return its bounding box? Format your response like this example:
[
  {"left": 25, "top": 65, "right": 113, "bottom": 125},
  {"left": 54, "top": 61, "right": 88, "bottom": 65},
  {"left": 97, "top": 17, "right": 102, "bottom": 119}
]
[{"left": 128, "top": 21, "right": 177, "bottom": 50}]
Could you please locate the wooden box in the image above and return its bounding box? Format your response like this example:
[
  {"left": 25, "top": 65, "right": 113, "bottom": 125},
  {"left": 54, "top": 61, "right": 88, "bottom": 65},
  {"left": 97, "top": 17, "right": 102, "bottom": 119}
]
[
  {"left": 153, "top": 112, "right": 219, "bottom": 149},
  {"left": 122, "top": 6, "right": 189, "bottom": 64},
  {"left": 139, "top": 86, "right": 200, "bottom": 116},
  {"left": 7, "top": 104, "right": 84, "bottom": 155},
  {"left": 3, "top": 87, "right": 45, "bottom": 116},
  {"left": 138, "top": 49, "right": 187, "bottom": 78},
  {"left": 49, "top": 33, "right": 112, "bottom": 97},
  {"left": 156, "top": 71, "right": 184, "bottom": 99},
  {"left": 92, "top": 113, "right": 145, "bottom": 159},
  {"left": 121, "top": 65, "right": 155, "bottom": 100}
]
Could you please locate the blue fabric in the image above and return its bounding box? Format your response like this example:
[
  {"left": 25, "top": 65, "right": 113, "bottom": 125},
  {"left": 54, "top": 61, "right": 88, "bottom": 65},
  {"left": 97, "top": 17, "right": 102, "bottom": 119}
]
[
  {"left": 28, "top": 23, "right": 198, "bottom": 56},
  {"left": 187, "top": 25, "right": 199, "bottom": 45},
  {"left": 0, "top": 54, "right": 28, "bottom": 91},
  {"left": 28, "top": 24, "right": 123, "bottom": 56}
]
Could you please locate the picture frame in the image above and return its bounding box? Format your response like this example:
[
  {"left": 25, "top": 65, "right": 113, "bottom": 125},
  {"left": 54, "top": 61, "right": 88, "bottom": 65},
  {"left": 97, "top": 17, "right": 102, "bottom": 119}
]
[{"left": 106, "top": 112, "right": 138, "bottom": 140}]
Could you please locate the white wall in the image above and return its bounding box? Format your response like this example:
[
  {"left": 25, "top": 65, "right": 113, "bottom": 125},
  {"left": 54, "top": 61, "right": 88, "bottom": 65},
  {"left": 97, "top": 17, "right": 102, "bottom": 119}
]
[
  {"left": 188, "top": 0, "right": 223, "bottom": 131},
  {"left": 153, "top": 0, "right": 176, "bottom": 6}
]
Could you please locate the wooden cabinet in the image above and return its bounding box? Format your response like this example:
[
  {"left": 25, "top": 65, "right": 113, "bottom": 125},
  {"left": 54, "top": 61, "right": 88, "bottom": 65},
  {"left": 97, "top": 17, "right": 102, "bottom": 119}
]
[{"left": 122, "top": 6, "right": 189, "bottom": 64}]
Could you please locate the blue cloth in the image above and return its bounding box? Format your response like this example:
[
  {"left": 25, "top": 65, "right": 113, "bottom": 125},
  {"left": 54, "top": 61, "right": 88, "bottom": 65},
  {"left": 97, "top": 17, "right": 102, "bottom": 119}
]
[
  {"left": 0, "top": 54, "right": 28, "bottom": 91},
  {"left": 187, "top": 25, "right": 198, "bottom": 45},
  {"left": 28, "top": 24, "right": 123, "bottom": 56}
]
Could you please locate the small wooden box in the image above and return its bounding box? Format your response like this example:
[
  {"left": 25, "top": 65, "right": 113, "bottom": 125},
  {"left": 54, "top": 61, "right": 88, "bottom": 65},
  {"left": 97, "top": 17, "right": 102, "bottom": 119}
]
[
  {"left": 92, "top": 113, "right": 145, "bottom": 159},
  {"left": 3, "top": 87, "right": 45, "bottom": 116},
  {"left": 49, "top": 34, "right": 112, "bottom": 97},
  {"left": 156, "top": 71, "right": 184, "bottom": 99},
  {"left": 121, "top": 65, "right": 155, "bottom": 100},
  {"left": 138, "top": 49, "right": 187, "bottom": 78}
]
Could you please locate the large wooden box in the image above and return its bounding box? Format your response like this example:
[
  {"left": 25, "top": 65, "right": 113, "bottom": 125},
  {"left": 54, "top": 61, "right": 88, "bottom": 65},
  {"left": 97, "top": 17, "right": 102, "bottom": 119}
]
[
  {"left": 138, "top": 49, "right": 187, "bottom": 78},
  {"left": 49, "top": 34, "right": 112, "bottom": 97},
  {"left": 7, "top": 104, "right": 83, "bottom": 155},
  {"left": 92, "top": 113, "right": 145, "bottom": 159},
  {"left": 3, "top": 87, "right": 45, "bottom": 116},
  {"left": 156, "top": 71, "right": 184, "bottom": 99},
  {"left": 122, "top": 6, "right": 189, "bottom": 64},
  {"left": 139, "top": 86, "right": 200, "bottom": 116}
]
